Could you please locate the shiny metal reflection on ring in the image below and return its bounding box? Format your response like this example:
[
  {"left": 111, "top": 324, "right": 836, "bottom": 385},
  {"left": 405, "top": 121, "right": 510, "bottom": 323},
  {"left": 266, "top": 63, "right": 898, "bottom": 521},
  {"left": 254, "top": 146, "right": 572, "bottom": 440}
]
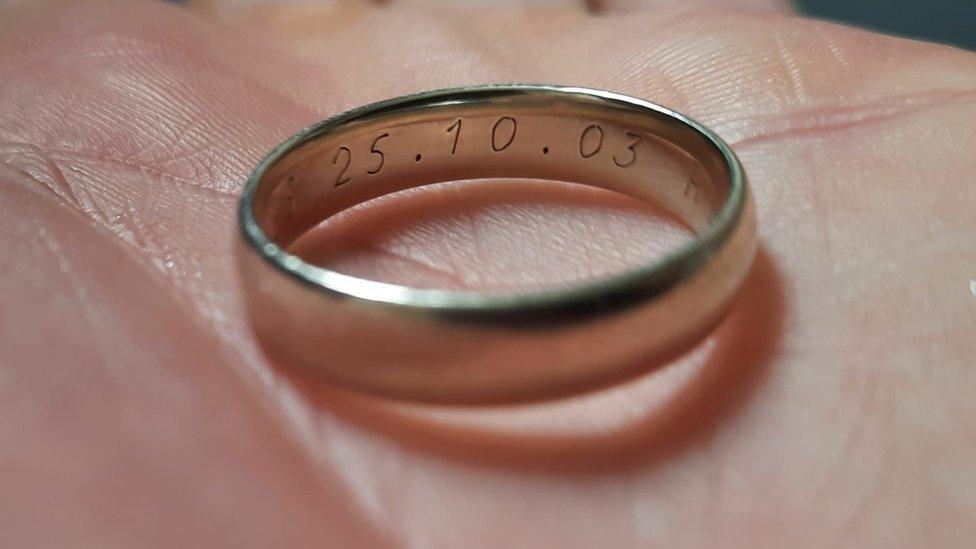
[{"left": 238, "top": 85, "right": 757, "bottom": 403}]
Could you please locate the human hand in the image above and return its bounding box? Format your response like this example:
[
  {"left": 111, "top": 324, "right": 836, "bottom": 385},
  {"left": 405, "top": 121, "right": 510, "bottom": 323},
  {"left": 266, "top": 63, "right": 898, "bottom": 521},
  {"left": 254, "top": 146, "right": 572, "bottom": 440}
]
[{"left": 1, "top": 1, "right": 974, "bottom": 546}]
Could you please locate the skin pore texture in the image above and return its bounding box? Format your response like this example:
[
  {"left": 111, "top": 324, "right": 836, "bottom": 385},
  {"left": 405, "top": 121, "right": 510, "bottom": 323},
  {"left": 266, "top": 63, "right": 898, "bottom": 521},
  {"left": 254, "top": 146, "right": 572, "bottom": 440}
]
[{"left": 1, "top": 0, "right": 974, "bottom": 547}]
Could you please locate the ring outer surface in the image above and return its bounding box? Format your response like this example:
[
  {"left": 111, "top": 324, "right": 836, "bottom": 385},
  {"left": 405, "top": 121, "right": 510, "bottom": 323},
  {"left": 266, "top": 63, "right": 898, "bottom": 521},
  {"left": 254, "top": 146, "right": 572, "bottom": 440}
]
[{"left": 238, "top": 85, "right": 757, "bottom": 403}]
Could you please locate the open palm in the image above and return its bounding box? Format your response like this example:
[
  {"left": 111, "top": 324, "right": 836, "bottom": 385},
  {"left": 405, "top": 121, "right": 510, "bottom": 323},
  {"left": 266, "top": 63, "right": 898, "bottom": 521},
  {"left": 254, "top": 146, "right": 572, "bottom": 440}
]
[{"left": 2, "top": 1, "right": 974, "bottom": 547}]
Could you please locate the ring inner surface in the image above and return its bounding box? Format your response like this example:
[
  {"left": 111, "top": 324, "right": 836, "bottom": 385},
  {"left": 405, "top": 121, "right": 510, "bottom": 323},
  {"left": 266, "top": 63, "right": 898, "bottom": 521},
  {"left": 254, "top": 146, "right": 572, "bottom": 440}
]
[{"left": 252, "top": 92, "right": 731, "bottom": 250}]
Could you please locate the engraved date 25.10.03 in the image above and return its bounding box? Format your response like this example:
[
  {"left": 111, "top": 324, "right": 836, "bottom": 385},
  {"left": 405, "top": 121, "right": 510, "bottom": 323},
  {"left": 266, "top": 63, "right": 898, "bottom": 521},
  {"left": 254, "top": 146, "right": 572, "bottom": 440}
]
[{"left": 331, "top": 117, "right": 646, "bottom": 188}]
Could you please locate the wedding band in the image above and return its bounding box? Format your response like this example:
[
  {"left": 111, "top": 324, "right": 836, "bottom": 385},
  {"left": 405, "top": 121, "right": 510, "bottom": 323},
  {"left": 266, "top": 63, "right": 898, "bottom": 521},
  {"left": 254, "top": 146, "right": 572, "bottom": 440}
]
[{"left": 238, "top": 85, "right": 756, "bottom": 402}]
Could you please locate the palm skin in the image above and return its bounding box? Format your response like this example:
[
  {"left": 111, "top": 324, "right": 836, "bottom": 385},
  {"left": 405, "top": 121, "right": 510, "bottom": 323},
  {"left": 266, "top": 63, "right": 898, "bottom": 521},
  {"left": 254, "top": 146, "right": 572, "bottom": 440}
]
[{"left": 1, "top": 0, "right": 974, "bottom": 547}]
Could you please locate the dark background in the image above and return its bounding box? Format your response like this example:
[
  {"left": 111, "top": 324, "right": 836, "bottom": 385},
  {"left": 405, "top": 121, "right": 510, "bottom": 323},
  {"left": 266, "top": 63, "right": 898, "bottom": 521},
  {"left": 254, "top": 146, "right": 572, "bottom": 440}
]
[{"left": 799, "top": 0, "right": 975, "bottom": 50}]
